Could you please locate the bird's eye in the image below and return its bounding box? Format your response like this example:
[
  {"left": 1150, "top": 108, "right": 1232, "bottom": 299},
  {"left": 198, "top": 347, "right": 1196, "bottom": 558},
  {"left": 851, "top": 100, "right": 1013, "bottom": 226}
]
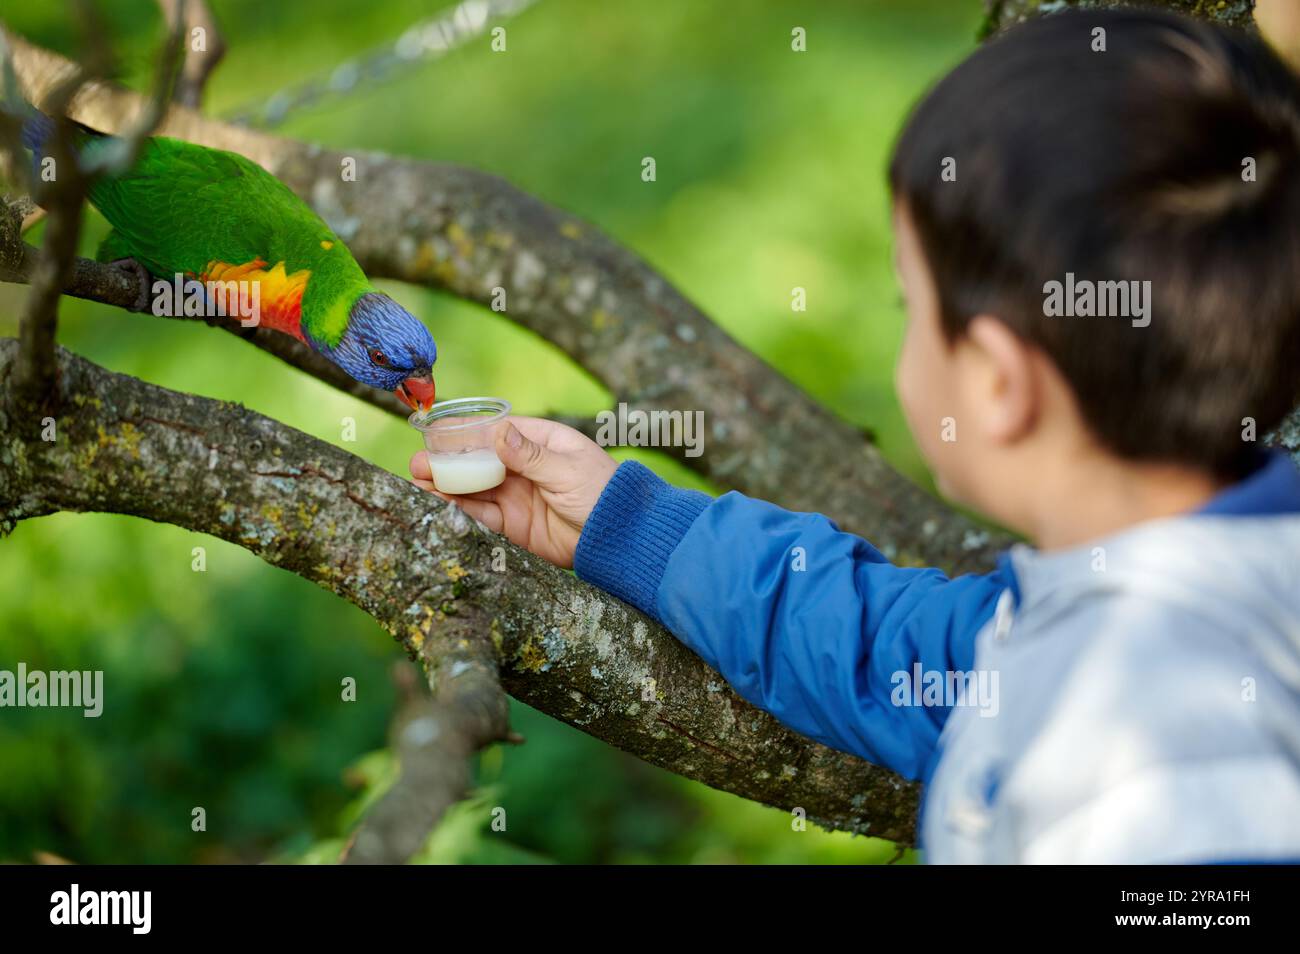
[{"left": 369, "top": 349, "right": 390, "bottom": 367}]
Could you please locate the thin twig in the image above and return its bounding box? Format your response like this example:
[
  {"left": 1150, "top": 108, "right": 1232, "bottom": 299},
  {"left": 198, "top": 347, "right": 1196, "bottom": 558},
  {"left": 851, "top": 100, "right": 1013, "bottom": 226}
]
[
  {"left": 341, "top": 647, "right": 511, "bottom": 865},
  {"left": 10, "top": 66, "right": 89, "bottom": 407},
  {"left": 157, "top": 0, "right": 225, "bottom": 110},
  {"left": 77, "top": 9, "right": 186, "bottom": 179},
  {"left": 225, "top": 0, "right": 539, "bottom": 128}
]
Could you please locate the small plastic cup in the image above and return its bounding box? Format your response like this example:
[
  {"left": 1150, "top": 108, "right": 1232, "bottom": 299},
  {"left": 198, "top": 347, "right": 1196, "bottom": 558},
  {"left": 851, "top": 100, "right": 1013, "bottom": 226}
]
[{"left": 409, "top": 397, "right": 511, "bottom": 495}]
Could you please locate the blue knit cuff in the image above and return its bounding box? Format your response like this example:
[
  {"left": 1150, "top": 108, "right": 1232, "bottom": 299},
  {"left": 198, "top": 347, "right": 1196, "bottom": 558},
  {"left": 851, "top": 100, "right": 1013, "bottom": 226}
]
[{"left": 574, "top": 461, "right": 712, "bottom": 619}]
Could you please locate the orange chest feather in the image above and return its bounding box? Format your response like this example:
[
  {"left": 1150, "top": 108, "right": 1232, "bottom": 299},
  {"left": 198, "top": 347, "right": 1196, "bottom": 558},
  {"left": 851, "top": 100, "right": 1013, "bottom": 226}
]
[{"left": 200, "top": 259, "right": 313, "bottom": 340}]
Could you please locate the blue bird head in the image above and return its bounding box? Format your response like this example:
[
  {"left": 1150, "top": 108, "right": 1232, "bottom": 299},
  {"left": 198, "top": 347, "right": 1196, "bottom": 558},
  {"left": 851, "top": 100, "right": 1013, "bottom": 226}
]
[{"left": 325, "top": 292, "right": 438, "bottom": 411}]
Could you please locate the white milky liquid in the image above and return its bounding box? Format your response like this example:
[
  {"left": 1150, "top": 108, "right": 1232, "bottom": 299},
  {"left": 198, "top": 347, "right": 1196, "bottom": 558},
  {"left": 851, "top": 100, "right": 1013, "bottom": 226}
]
[{"left": 427, "top": 449, "right": 507, "bottom": 494}]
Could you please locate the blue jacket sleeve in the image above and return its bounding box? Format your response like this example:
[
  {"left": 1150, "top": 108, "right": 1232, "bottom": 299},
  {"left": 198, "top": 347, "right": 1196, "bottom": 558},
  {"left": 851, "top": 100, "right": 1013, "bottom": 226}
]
[{"left": 574, "top": 460, "right": 1009, "bottom": 780}]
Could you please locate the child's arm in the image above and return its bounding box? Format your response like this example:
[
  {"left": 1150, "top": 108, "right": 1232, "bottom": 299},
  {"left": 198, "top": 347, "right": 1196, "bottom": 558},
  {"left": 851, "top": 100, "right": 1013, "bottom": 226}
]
[{"left": 412, "top": 418, "right": 1009, "bottom": 780}]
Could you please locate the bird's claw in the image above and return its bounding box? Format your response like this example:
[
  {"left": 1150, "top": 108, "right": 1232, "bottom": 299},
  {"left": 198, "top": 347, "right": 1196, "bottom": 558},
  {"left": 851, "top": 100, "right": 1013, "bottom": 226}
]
[{"left": 109, "top": 257, "right": 153, "bottom": 313}]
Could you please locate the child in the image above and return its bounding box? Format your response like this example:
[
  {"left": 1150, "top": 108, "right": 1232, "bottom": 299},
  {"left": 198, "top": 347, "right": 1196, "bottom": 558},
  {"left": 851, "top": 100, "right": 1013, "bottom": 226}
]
[{"left": 411, "top": 9, "right": 1300, "bottom": 863}]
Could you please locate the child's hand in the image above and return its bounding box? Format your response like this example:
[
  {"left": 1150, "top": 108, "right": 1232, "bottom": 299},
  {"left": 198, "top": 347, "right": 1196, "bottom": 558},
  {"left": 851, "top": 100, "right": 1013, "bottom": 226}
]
[{"left": 409, "top": 416, "right": 618, "bottom": 569}]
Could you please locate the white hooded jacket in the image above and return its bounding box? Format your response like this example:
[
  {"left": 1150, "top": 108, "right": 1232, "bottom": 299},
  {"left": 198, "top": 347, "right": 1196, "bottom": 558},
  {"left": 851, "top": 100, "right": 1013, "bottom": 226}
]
[{"left": 924, "top": 463, "right": 1300, "bottom": 863}]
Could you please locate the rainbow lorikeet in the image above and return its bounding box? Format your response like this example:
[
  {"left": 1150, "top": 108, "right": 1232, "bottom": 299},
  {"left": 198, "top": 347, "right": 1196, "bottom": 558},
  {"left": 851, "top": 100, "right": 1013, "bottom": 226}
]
[{"left": 21, "top": 114, "right": 438, "bottom": 411}]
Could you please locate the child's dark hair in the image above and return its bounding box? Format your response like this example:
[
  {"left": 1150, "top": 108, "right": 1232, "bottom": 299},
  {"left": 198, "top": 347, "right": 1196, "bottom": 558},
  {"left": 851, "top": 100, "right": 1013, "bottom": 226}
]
[{"left": 889, "top": 8, "right": 1300, "bottom": 477}]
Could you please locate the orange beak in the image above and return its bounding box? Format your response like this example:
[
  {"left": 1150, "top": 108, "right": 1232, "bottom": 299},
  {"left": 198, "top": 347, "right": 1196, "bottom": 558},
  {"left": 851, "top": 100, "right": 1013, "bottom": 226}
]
[{"left": 396, "top": 374, "right": 436, "bottom": 412}]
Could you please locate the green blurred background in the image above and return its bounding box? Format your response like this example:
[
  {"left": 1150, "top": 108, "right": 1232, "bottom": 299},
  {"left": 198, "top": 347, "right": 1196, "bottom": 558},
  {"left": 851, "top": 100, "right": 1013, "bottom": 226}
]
[{"left": 0, "top": 0, "right": 984, "bottom": 864}]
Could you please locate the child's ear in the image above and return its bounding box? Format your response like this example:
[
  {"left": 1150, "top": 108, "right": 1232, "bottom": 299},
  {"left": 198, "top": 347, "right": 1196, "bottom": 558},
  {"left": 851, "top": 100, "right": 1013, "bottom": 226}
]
[{"left": 963, "top": 315, "right": 1039, "bottom": 445}]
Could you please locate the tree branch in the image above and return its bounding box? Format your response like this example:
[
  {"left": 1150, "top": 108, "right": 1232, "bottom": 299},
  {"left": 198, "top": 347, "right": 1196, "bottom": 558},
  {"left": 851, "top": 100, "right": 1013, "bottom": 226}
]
[
  {"left": 7, "top": 66, "right": 87, "bottom": 411},
  {"left": 0, "top": 339, "right": 922, "bottom": 843},
  {"left": 158, "top": 0, "right": 225, "bottom": 110},
  {"left": 341, "top": 649, "right": 511, "bottom": 864},
  {"left": 11, "top": 173, "right": 78, "bottom": 407}
]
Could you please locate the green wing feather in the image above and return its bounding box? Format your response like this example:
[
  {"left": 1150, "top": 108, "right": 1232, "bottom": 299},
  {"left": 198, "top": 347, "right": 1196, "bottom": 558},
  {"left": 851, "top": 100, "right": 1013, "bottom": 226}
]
[
  {"left": 95, "top": 228, "right": 134, "bottom": 265},
  {"left": 86, "top": 135, "right": 370, "bottom": 345}
]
